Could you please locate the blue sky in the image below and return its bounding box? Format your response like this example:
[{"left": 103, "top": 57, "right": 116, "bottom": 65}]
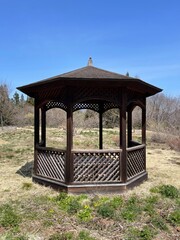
[{"left": 0, "top": 0, "right": 180, "bottom": 97}]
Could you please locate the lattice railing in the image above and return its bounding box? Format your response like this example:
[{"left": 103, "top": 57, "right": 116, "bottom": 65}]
[
  {"left": 127, "top": 144, "right": 145, "bottom": 179},
  {"left": 36, "top": 147, "right": 66, "bottom": 182},
  {"left": 73, "top": 150, "right": 121, "bottom": 183}
]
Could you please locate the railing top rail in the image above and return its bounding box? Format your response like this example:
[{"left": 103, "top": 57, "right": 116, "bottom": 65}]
[
  {"left": 127, "top": 144, "right": 145, "bottom": 152},
  {"left": 36, "top": 146, "right": 66, "bottom": 153},
  {"left": 72, "top": 149, "right": 122, "bottom": 153}
]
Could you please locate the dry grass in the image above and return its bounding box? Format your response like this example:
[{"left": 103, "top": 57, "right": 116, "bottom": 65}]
[{"left": 0, "top": 127, "right": 179, "bottom": 239}]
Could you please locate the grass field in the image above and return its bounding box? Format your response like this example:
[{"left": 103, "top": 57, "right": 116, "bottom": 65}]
[{"left": 0, "top": 127, "right": 179, "bottom": 240}]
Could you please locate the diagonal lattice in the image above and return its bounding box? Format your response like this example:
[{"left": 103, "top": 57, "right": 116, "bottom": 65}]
[
  {"left": 73, "top": 151, "right": 121, "bottom": 182},
  {"left": 36, "top": 148, "right": 66, "bottom": 182},
  {"left": 46, "top": 101, "right": 67, "bottom": 111},
  {"left": 127, "top": 145, "right": 145, "bottom": 179}
]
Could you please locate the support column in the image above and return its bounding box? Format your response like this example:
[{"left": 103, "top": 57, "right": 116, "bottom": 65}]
[
  {"left": 34, "top": 100, "right": 40, "bottom": 175},
  {"left": 127, "top": 109, "right": 132, "bottom": 148},
  {"left": 99, "top": 103, "right": 103, "bottom": 149},
  {"left": 41, "top": 106, "right": 46, "bottom": 147},
  {"left": 120, "top": 89, "right": 127, "bottom": 183},
  {"left": 66, "top": 89, "right": 73, "bottom": 184},
  {"left": 142, "top": 99, "right": 146, "bottom": 171},
  {"left": 142, "top": 99, "right": 146, "bottom": 145}
]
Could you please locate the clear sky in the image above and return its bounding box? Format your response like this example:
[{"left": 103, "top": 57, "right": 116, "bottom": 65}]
[{"left": 0, "top": 0, "right": 180, "bottom": 97}]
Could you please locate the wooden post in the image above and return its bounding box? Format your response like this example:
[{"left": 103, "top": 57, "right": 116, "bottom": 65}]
[
  {"left": 99, "top": 103, "right": 103, "bottom": 149},
  {"left": 34, "top": 100, "right": 39, "bottom": 175},
  {"left": 142, "top": 98, "right": 146, "bottom": 171},
  {"left": 41, "top": 106, "right": 46, "bottom": 147},
  {"left": 127, "top": 109, "right": 132, "bottom": 147},
  {"left": 66, "top": 89, "right": 73, "bottom": 184},
  {"left": 142, "top": 99, "right": 146, "bottom": 145},
  {"left": 120, "top": 89, "right": 127, "bottom": 183}
]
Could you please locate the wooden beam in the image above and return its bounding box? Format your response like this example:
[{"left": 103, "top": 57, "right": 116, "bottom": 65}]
[
  {"left": 99, "top": 104, "right": 103, "bottom": 149},
  {"left": 120, "top": 89, "right": 127, "bottom": 183},
  {"left": 41, "top": 106, "right": 46, "bottom": 147},
  {"left": 34, "top": 100, "right": 40, "bottom": 175},
  {"left": 128, "top": 110, "right": 132, "bottom": 147},
  {"left": 66, "top": 89, "right": 73, "bottom": 184},
  {"left": 142, "top": 98, "right": 146, "bottom": 171},
  {"left": 142, "top": 99, "right": 146, "bottom": 145}
]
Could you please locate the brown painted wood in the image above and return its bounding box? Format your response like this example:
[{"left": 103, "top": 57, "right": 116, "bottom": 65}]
[
  {"left": 120, "top": 89, "right": 127, "bottom": 183},
  {"left": 99, "top": 111, "right": 103, "bottom": 149},
  {"left": 41, "top": 107, "right": 46, "bottom": 147},
  {"left": 66, "top": 88, "right": 73, "bottom": 184},
  {"left": 128, "top": 110, "right": 132, "bottom": 147},
  {"left": 34, "top": 100, "right": 39, "bottom": 175},
  {"left": 16, "top": 62, "right": 161, "bottom": 193},
  {"left": 72, "top": 149, "right": 122, "bottom": 153},
  {"left": 142, "top": 99, "right": 146, "bottom": 145}
]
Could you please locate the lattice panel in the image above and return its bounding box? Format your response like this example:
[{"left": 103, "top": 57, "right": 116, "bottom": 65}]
[
  {"left": 73, "top": 103, "right": 100, "bottom": 112},
  {"left": 73, "top": 87, "right": 120, "bottom": 104},
  {"left": 46, "top": 101, "right": 67, "bottom": 111},
  {"left": 103, "top": 102, "right": 120, "bottom": 112},
  {"left": 36, "top": 149, "right": 66, "bottom": 182},
  {"left": 127, "top": 146, "right": 145, "bottom": 179},
  {"left": 73, "top": 151, "right": 121, "bottom": 182}
]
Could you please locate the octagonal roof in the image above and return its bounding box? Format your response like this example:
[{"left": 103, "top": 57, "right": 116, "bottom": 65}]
[{"left": 17, "top": 60, "right": 162, "bottom": 98}]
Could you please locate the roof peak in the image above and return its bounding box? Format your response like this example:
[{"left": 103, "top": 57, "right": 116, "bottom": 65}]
[{"left": 87, "top": 57, "right": 93, "bottom": 66}]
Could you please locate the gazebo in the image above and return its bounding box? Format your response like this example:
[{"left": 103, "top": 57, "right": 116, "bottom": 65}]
[{"left": 17, "top": 58, "right": 162, "bottom": 193}]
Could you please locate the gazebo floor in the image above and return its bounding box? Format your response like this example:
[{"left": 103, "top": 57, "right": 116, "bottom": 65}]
[{"left": 32, "top": 172, "right": 148, "bottom": 194}]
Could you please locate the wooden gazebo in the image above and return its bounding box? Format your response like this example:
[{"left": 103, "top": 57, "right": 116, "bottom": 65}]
[{"left": 17, "top": 58, "right": 162, "bottom": 193}]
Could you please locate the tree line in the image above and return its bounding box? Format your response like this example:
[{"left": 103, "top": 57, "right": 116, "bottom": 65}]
[{"left": 0, "top": 83, "right": 180, "bottom": 138}]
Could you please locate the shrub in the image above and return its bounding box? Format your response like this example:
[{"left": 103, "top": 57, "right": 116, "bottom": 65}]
[{"left": 0, "top": 203, "right": 21, "bottom": 228}]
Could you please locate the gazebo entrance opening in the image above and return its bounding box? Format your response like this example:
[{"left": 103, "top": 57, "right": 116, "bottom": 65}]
[{"left": 17, "top": 59, "right": 162, "bottom": 193}]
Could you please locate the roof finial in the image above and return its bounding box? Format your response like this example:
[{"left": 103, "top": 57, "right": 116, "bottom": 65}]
[{"left": 87, "top": 57, "right": 93, "bottom": 66}]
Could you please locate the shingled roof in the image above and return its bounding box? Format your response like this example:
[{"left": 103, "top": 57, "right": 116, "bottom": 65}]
[{"left": 17, "top": 59, "right": 162, "bottom": 98}]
